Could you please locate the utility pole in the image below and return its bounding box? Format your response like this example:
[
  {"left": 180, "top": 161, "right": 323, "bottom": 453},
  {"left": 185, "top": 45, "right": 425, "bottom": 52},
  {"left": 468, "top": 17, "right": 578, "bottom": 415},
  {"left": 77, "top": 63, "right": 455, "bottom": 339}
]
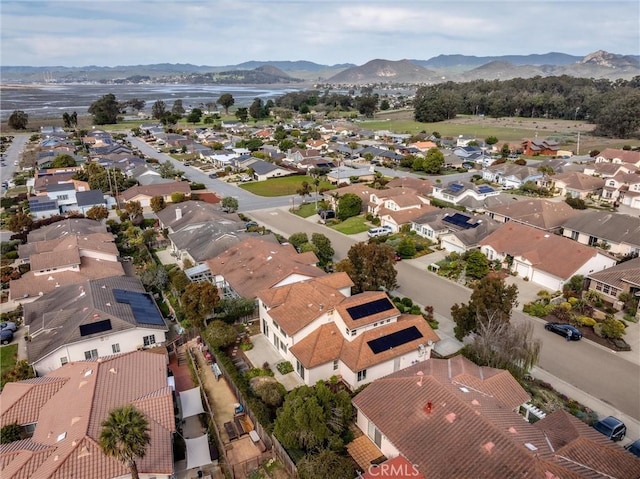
[{"left": 577, "top": 131, "right": 580, "bottom": 156}]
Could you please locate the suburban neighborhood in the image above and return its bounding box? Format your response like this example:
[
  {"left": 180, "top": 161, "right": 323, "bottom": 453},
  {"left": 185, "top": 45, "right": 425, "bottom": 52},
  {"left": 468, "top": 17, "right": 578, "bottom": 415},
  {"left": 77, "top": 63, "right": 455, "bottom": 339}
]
[{"left": 1, "top": 80, "right": 640, "bottom": 479}]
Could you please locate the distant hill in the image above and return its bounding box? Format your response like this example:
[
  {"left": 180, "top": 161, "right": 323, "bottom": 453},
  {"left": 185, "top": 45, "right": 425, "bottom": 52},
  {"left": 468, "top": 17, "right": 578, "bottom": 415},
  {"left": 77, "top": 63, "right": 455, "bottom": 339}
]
[
  {"left": 414, "top": 52, "right": 581, "bottom": 69},
  {"left": 327, "top": 59, "right": 439, "bottom": 84},
  {"left": 1, "top": 51, "right": 638, "bottom": 84}
]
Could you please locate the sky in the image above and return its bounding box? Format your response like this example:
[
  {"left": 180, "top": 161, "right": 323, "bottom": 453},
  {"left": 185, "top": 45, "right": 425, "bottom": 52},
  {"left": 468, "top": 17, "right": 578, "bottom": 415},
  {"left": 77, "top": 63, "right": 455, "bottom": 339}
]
[{"left": 1, "top": 0, "right": 638, "bottom": 67}]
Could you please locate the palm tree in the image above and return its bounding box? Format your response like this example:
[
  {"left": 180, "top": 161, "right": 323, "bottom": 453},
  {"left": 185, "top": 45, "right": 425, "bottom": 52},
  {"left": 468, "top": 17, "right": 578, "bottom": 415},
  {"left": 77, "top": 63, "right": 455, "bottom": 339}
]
[{"left": 99, "top": 405, "right": 150, "bottom": 479}]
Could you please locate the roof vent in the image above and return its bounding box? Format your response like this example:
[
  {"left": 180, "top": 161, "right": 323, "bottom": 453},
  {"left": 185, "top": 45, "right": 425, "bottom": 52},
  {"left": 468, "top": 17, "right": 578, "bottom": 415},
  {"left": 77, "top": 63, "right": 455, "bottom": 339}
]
[
  {"left": 525, "top": 442, "right": 538, "bottom": 451},
  {"left": 56, "top": 432, "right": 67, "bottom": 442},
  {"left": 78, "top": 445, "right": 91, "bottom": 459},
  {"left": 71, "top": 416, "right": 82, "bottom": 426},
  {"left": 445, "top": 412, "right": 456, "bottom": 423},
  {"left": 84, "top": 369, "right": 93, "bottom": 377},
  {"left": 416, "top": 371, "right": 424, "bottom": 386},
  {"left": 482, "top": 441, "right": 495, "bottom": 453},
  {"left": 459, "top": 386, "right": 469, "bottom": 393},
  {"left": 109, "top": 367, "right": 117, "bottom": 374}
]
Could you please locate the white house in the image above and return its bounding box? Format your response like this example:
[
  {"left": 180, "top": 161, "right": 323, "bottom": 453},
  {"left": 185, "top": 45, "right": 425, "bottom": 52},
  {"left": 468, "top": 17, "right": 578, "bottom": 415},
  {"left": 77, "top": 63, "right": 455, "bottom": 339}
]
[
  {"left": 256, "top": 276, "right": 439, "bottom": 390},
  {"left": 23, "top": 276, "right": 168, "bottom": 375},
  {"left": 479, "top": 222, "right": 617, "bottom": 291}
]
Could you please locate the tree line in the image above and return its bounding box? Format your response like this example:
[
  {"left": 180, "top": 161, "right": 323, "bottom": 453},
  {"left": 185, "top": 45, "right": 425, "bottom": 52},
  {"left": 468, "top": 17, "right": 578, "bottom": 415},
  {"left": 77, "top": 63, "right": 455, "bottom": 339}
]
[{"left": 414, "top": 75, "right": 640, "bottom": 138}]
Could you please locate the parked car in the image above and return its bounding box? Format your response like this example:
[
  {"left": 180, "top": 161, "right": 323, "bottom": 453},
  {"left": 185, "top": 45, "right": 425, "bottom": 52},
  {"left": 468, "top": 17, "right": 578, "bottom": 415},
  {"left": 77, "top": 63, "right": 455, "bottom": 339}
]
[
  {"left": 318, "top": 210, "right": 336, "bottom": 220},
  {"left": 0, "top": 321, "right": 17, "bottom": 332},
  {"left": 245, "top": 221, "right": 258, "bottom": 229},
  {"left": 544, "top": 322, "right": 582, "bottom": 340},
  {"left": 625, "top": 439, "right": 640, "bottom": 457},
  {"left": 0, "top": 329, "right": 13, "bottom": 345},
  {"left": 208, "top": 173, "right": 218, "bottom": 179},
  {"left": 593, "top": 416, "right": 626, "bottom": 441},
  {"left": 367, "top": 226, "right": 393, "bottom": 238}
]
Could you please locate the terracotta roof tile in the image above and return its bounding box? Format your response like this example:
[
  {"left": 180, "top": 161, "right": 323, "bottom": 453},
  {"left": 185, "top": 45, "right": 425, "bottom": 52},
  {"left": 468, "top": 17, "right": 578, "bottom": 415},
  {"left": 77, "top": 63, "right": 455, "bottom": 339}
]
[
  {"left": 480, "top": 222, "right": 607, "bottom": 280},
  {"left": 208, "top": 237, "right": 323, "bottom": 298}
]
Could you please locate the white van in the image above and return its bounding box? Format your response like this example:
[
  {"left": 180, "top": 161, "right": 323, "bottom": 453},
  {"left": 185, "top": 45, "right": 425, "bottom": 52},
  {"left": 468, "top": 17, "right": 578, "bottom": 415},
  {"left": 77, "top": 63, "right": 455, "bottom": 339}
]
[{"left": 367, "top": 226, "right": 393, "bottom": 238}]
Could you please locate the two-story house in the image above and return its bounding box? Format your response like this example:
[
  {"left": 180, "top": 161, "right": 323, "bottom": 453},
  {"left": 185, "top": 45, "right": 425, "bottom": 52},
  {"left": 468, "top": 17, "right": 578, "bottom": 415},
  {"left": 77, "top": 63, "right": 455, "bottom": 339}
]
[
  {"left": 431, "top": 181, "right": 500, "bottom": 208},
  {"left": 257, "top": 277, "right": 439, "bottom": 390}
]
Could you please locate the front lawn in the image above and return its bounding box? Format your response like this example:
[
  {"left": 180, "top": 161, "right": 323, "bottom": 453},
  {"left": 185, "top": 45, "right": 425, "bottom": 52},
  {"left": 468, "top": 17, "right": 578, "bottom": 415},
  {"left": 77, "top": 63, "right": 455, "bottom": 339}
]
[
  {"left": 1, "top": 344, "right": 18, "bottom": 376},
  {"left": 330, "top": 216, "right": 370, "bottom": 235},
  {"left": 239, "top": 176, "right": 335, "bottom": 197},
  {"left": 293, "top": 203, "right": 318, "bottom": 218}
]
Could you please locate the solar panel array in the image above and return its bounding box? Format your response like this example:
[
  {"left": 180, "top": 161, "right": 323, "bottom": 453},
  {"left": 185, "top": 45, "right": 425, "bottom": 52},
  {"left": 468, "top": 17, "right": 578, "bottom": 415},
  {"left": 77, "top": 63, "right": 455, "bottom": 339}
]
[
  {"left": 29, "top": 199, "right": 58, "bottom": 213},
  {"left": 477, "top": 185, "right": 495, "bottom": 194},
  {"left": 442, "top": 213, "right": 479, "bottom": 230},
  {"left": 346, "top": 297, "right": 395, "bottom": 321},
  {"left": 448, "top": 183, "right": 464, "bottom": 192},
  {"left": 367, "top": 326, "right": 424, "bottom": 354},
  {"left": 79, "top": 318, "right": 112, "bottom": 337},
  {"left": 113, "top": 289, "right": 165, "bottom": 326}
]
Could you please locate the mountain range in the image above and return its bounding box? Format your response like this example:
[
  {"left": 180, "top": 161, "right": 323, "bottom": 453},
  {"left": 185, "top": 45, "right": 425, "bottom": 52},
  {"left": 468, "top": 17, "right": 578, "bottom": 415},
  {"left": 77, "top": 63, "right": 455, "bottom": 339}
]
[{"left": 2, "top": 51, "right": 638, "bottom": 84}]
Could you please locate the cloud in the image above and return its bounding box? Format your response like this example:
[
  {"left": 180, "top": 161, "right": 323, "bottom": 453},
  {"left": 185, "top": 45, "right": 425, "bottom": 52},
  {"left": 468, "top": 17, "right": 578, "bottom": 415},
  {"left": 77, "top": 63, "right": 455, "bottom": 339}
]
[{"left": 1, "top": 0, "right": 638, "bottom": 66}]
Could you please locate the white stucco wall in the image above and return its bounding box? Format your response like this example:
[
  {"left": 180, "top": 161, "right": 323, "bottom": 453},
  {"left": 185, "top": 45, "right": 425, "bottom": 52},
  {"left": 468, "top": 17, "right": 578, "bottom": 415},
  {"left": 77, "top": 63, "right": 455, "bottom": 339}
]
[
  {"left": 356, "top": 410, "right": 400, "bottom": 459},
  {"left": 32, "top": 328, "right": 167, "bottom": 375}
]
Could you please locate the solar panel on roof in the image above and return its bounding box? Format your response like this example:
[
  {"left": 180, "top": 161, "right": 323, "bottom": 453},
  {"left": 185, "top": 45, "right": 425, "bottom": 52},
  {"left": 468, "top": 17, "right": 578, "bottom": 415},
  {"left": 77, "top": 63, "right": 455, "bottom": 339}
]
[
  {"left": 449, "top": 183, "right": 464, "bottom": 192},
  {"left": 113, "top": 289, "right": 165, "bottom": 326},
  {"left": 367, "top": 326, "right": 424, "bottom": 354},
  {"left": 79, "top": 318, "right": 112, "bottom": 337},
  {"left": 442, "top": 212, "right": 479, "bottom": 229},
  {"left": 477, "top": 185, "right": 494, "bottom": 194},
  {"left": 346, "top": 298, "right": 395, "bottom": 321}
]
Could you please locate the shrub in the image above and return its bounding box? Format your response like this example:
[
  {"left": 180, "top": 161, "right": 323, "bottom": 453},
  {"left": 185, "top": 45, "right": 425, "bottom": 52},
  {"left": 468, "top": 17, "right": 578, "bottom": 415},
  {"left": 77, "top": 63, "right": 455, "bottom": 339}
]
[
  {"left": 600, "top": 318, "right": 626, "bottom": 339},
  {"left": 276, "top": 361, "right": 294, "bottom": 375},
  {"left": 523, "top": 302, "right": 554, "bottom": 318},
  {"left": 574, "top": 316, "right": 597, "bottom": 327},
  {"left": 245, "top": 367, "right": 274, "bottom": 379},
  {"left": 0, "top": 423, "right": 22, "bottom": 444},
  {"left": 401, "top": 297, "right": 413, "bottom": 307}
]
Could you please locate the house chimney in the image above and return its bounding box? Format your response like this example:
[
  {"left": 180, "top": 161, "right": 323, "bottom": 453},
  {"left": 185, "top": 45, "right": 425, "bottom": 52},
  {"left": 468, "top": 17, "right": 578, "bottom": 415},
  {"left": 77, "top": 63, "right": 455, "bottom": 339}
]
[
  {"left": 425, "top": 401, "right": 432, "bottom": 414},
  {"left": 175, "top": 207, "right": 182, "bottom": 220}
]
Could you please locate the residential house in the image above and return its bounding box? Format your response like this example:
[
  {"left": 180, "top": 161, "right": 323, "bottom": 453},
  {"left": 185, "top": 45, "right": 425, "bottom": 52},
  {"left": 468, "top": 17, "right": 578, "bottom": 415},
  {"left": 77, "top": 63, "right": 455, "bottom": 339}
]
[
  {"left": 409, "top": 140, "right": 438, "bottom": 152},
  {"left": 205, "top": 150, "right": 239, "bottom": 168},
  {"left": 386, "top": 177, "right": 433, "bottom": 197},
  {"left": 484, "top": 197, "right": 581, "bottom": 232},
  {"left": 352, "top": 356, "right": 640, "bottom": 479},
  {"left": 321, "top": 184, "right": 373, "bottom": 213},
  {"left": 561, "top": 211, "right": 640, "bottom": 256},
  {"left": 129, "top": 163, "right": 172, "bottom": 186},
  {"left": 283, "top": 148, "right": 322, "bottom": 166},
  {"left": 601, "top": 171, "right": 640, "bottom": 209},
  {"left": 10, "top": 231, "right": 123, "bottom": 303},
  {"left": 26, "top": 218, "right": 109, "bottom": 242},
  {"left": 326, "top": 166, "right": 376, "bottom": 185},
  {"left": 155, "top": 201, "right": 248, "bottom": 265},
  {"left": 258, "top": 279, "right": 439, "bottom": 389},
  {"left": 298, "top": 157, "right": 337, "bottom": 172},
  {"left": 0, "top": 350, "right": 175, "bottom": 479},
  {"left": 455, "top": 135, "right": 478, "bottom": 147},
  {"left": 521, "top": 139, "right": 560, "bottom": 156},
  {"left": 431, "top": 181, "right": 500, "bottom": 208},
  {"left": 120, "top": 180, "right": 191, "bottom": 207},
  {"left": 586, "top": 257, "right": 640, "bottom": 315},
  {"left": 581, "top": 161, "right": 631, "bottom": 178},
  {"left": 368, "top": 187, "right": 431, "bottom": 217},
  {"left": 549, "top": 171, "right": 605, "bottom": 199},
  {"left": 595, "top": 148, "right": 640, "bottom": 168},
  {"left": 28, "top": 196, "right": 60, "bottom": 219},
  {"left": 204, "top": 237, "right": 323, "bottom": 299},
  {"left": 411, "top": 208, "right": 500, "bottom": 253},
  {"left": 379, "top": 205, "right": 438, "bottom": 233},
  {"left": 243, "top": 158, "right": 293, "bottom": 181},
  {"left": 74, "top": 189, "right": 106, "bottom": 214},
  {"left": 93, "top": 152, "right": 145, "bottom": 173},
  {"left": 481, "top": 163, "right": 544, "bottom": 189},
  {"left": 480, "top": 222, "right": 617, "bottom": 290},
  {"left": 23, "top": 276, "right": 168, "bottom": 375}
]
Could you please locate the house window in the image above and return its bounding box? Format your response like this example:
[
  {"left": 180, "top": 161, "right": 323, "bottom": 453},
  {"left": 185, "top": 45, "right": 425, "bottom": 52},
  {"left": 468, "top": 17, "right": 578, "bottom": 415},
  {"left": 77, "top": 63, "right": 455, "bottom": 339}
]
[
  {"left": 333, "top": 360, "right": 339, "bottom": 371},
  {"left": 588, "top": 236, "right": 598, "bottom": 246},
  {"left": 595, "top": 283, "right": 603, "bottom": 291},
  {"left": 143, "top": 335, "right": 156, "bottom": 347},
  {"left": 357, "top": 369, "right": 367, "bottom": 382},
  {"left": 602, "top": 285, "right": 611, "bottom": 295},
  {"left": 367, "top": 421, "right": 382, "bottom": 448},
  {"left": 351, "top": 329, "right": 357, "bottom": 337},
  {"left": 84, "top": 349, "right": 98, "bottom": 360},
  {"left": 58, "top": 194, "right": 69, "bottom": 200},
  {"left": 571, "top": 231, "right": 579, "bottom": 241},
  {"left": 60, "top": 356, "right": 68, "bottom": 366},
  {"left": 280, "top": 340, "right": 287, "bottom": 353},
  {"left": 112, "top": 343, "right": 121, "bottom": 354},
  {"left": 296, "top": 360, "right": 305, "bottom": 380}
]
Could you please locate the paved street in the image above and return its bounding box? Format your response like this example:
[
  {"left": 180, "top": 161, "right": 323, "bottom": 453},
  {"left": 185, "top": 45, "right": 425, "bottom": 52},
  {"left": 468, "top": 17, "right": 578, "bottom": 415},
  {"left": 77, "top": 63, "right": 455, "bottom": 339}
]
[{"left": 245, "top": 207, "right": 640, "bottom": 432}]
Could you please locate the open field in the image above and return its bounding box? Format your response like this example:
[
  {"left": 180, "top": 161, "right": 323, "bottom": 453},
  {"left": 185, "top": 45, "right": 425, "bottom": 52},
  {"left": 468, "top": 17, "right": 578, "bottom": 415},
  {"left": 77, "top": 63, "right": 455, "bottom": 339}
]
[
  {"left": 239, "top": 176, "right": 335, "bottom": 197},
  {"left": 367, "top": 110, "right": 633, "bottom": 153}
]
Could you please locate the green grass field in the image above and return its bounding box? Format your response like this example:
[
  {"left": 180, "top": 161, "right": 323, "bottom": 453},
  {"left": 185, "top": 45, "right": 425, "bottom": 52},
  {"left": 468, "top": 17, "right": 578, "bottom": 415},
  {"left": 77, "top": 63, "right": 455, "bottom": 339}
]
[
  {"left": 294, "top": 203, "right": 318, "bottom": 218},
  {"left": 1, "top": 344, "right": 18, "bottom": 376},
  {"left": 330, "top": 216, "right": 370, "bottom": 235},
  {"left": 239, "top": 176, "right": 335, "bottom": 197}
]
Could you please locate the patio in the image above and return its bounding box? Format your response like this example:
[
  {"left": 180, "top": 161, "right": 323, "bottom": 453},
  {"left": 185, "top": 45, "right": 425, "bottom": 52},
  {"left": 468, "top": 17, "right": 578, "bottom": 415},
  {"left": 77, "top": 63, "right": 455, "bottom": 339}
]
[{"left": 243, "top": 334, "right": 304, "bottom": 391}]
